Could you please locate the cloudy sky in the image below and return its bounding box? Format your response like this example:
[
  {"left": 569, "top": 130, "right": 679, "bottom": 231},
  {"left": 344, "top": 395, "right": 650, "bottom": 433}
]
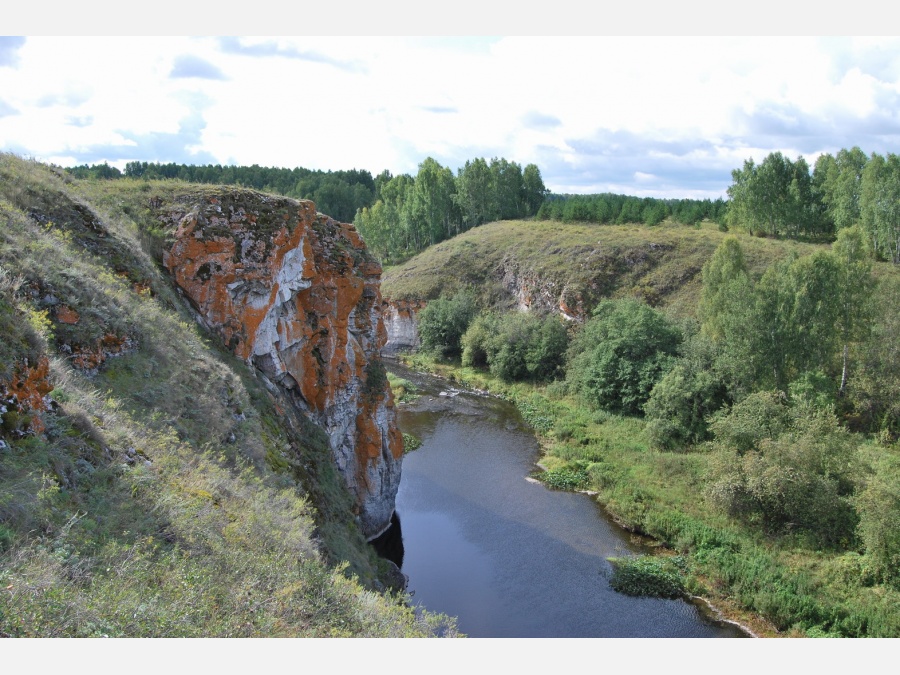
[{"left": 2, "top": 35, "right": 899, "bottom": 199}]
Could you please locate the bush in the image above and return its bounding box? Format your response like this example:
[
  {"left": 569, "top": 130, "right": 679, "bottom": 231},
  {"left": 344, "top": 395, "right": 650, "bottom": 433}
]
[
  {"left": 417, "top": 290, "right": 477, "bottom": 358},
  {"left": 855, "top": 454, "right": 900, "bottom": 583},
  {"left": 566, "top": 299, "right": 681, "bottom": 415},
  {"left": 461, "top": 310, "right": 568, "bottom": 382},
  {"left": 539, "top": 463, "right": 589, "bottom": 491},
  {"left": 707, "top": 397, "right": 861, "bottom": 547}
]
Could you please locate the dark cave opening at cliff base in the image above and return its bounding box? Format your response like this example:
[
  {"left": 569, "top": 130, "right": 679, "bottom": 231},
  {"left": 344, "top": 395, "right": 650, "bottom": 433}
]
[{"left": 370, "top": 511, "right": 405, "bottom": 569}]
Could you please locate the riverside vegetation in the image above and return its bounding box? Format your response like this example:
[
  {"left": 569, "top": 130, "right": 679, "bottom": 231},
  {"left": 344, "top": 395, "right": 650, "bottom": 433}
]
[
  {"left": 387, "top": 210, "right": 900, "bottom": 637},
  {"left": 0, "top": 154, "right": 458, "bottom": 637}
]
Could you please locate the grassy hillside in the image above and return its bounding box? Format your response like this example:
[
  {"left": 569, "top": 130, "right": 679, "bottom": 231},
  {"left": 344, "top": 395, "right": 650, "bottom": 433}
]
[
  {"left": 382, "top": 219, "right": 832, "bottom": 316},
  {"left": 0, "top": 154, "right": 454, "bottom": 637}
]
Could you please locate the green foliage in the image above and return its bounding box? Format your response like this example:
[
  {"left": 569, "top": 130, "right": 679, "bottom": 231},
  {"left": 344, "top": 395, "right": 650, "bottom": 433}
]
[
  {"left": 849, "top": 274, "right": 900, "bottom": 440},
  {"left": 608, "top": 555, "right": 686, "bottom": 599},
  {"left": 855, "top": 450, "right": 900, "bottom": 583},
  {"left": 355, "top": 156, "right": 546, "bottom": 265},
  {"left": 813, "top": 147, "right": 867, "bottom": 233},
  {"left": 726, "top": 152, "right": 822, "bottom": 239},
  {"left": 417, "top": 290, "right": 478, "bottom": 358},
  {"left": 788, "top": 370, "right": 836, "bottom": 409},
  {"left": 401, "top": 433, "right": 422, "bottom": 453},
  {"left": 386, "top": 372, "right": 419, "bottom": 403},
  {"left": 707, "top": 397, "right": 860, "bottom": 547},
  {"left": 539, "top": 463, "right": 590, "bottom": 491},
  {"left": 363, "top": 359, "right": 387, "bottom": 402},
  {"left": 515, "top": 393, "right": 556, "bottom": 434},
  {"left": 860, "top": 152, "right": 900, "bottom": 263},
  {"left": 698, "top": 233, "right": 878, "bottom": 404},
  {"left": 461, "top": 310, "right": 568, "bottom": 382},
  {"left": 567, "top": 299, "right": 682, "bottom": 415},
  {"left": 645, "top": 355, "right": 729, "bottom": 451}
]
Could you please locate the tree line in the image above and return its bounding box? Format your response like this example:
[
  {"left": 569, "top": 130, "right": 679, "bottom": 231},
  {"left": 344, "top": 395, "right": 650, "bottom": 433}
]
[
  {"left": 65, "top": 157, "right": 548, "bottom": 263},
  {"left": 727, "top": 147, "right": 900, "bottom": 261},
  {"left": 67, "top": 161, "right": 378, "bottom": 224},
  {"left": 536, "top": 193, "right": 728, "bottom": 227},
  {"left": 354, "top": 157, "right": 547, "bottom": 264}
]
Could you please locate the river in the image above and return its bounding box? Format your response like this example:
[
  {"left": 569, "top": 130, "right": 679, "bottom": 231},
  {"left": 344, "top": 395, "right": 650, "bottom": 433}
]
[{"left": 382, "top": 360, "right": 748, "bottom": 638}]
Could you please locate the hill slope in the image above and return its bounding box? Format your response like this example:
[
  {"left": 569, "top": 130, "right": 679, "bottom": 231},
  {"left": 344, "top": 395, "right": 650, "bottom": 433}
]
[
  {"left": 382, "top": 219, "right": 830, "bottom": 318},
  {"left": 0, "top": 154, "right": 452, "bottom": 637}
]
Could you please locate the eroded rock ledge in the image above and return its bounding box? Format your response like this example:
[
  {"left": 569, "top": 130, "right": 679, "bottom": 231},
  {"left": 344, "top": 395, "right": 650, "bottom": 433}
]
[{"left": 162, "top": 191, "right": 401, "bottom": 539}]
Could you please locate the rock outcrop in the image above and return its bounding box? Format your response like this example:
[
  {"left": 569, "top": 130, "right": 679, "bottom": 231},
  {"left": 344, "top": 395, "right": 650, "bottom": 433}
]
[
  {"left": 381, "top": 299, "right": 425, "bottom": 354},
  {"left": 498, "top": 258, "right": 586, "bottom": 322},
  {"left": 161, "top": 191, "right": 402, "bottom": 539}
]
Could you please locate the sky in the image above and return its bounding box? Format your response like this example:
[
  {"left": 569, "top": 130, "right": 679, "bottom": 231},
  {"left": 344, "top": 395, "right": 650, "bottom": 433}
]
[{"left": 2, "top": 34, "right": 899, "bottom": 199}]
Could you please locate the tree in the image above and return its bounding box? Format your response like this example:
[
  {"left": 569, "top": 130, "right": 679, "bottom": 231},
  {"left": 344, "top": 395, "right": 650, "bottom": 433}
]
[
  {"left": 831, "top": 226, "right": 876, "bottom": 395},
  {"left": 417, "top": 290, "right": 478, "bottom": 358},
  {"left": 521, "top": 164, "right": 548, "bottom": 216},
  {"left": 491, "top": 158, "right": 524, "bottom": 219},
  {"left": 813, "top": 147, "right": 867, "bottom": 233},
  {"left": 860, "top": 152, "right": 900, "bottom": 263},
  {"left": 410, "top": 158, "right": 457, "bottom": 245},
  {"left": 698, "top": 237, "right": 757, "bottom": 399},
  {"left": 856, "top": 455, "right": 900, "bottom": 581},
  {"left": 566, "top": 299, "right": 682, "bottom": 415},
  {"left": 454, "top": 158, "right": 496, "bottom": 230},
  {"left": 727, "top": 152, "right": 819, "bottom": 238},
  {"left": 645, "top": 330, "right": 730, "bottom": 451}
]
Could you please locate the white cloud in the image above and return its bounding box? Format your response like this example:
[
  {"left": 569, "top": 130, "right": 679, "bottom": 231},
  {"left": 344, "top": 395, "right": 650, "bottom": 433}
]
[{"left": 1, "top": 36, "right": 899, "bottom": 196}]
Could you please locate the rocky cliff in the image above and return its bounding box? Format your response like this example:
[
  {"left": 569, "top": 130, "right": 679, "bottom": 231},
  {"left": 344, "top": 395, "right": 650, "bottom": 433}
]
[
  {"left": 161, "top": 191, "right": 402, "bottom": 539},
  {"left": 381, "top": 298, "right": 425, "bottom": 354}
]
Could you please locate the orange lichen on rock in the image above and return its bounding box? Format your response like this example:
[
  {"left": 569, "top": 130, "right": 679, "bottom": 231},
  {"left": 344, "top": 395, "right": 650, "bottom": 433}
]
[
  {"left": 3, "top": 355, "right": 53, "bottom": 434},
  {"left": 161, "top": 192, "right": 401, "bottom": 538},
  {"left": 71, "top": 333, "right": 133, "bottom": 373},
  {"left": 55, "top": 305, "right": 80, "bottom": 325}
]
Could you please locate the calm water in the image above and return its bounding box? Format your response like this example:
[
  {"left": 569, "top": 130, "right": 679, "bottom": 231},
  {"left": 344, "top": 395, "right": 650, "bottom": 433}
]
[{"left": 387, "top": 360, "right": 748, "bottom": 638}]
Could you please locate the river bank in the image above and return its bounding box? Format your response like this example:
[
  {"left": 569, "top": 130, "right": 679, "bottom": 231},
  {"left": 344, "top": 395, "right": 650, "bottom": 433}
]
[
  {"left": 391, "top": 353, "right": 786, "bottom": 637},
  {"left": 387, "top": 357, "right": 756, "bottom": 637}
]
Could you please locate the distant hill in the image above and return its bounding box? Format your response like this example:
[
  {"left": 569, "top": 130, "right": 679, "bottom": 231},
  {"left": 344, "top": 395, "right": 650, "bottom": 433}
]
[{"left": 382, "top": 219, "right": 833, "bottom": 319}]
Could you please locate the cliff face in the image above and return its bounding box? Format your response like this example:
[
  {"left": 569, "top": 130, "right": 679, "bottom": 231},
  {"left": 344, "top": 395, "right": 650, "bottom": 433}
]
[
  {"left": 162, "top": 191, "right": 402, "bottom": 539},
  {"left": 497, "top": 259, "right": 585, "bottom": 322},
  {"left": 381, "top": 299, "right": 425, "bottom": 354}
]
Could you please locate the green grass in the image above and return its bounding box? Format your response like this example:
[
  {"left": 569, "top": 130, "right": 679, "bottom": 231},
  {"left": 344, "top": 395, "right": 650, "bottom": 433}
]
[
  {"left": 0, "top": 154, "right": 458, "bottom": 637},
  {"left": 383, "top": 219, "right": 832, "bottom": 317}
]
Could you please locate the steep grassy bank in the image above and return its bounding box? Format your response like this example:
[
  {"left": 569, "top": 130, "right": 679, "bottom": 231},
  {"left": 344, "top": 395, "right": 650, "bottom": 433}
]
[
  {"left": 398, "top": 352, "right": 900, "bottom": 637},
  {"left": 0, "top": 155, "right": 455, "bottom": 637}
]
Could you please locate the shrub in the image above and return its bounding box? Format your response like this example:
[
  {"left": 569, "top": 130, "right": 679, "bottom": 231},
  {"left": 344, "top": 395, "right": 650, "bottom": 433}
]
[
  {"left": 539, "top": 464, "right": 589, "bottom": 491},
  {"left": 855, "top": 455, "right": 900, "bottom": 583},
  {"left": 707, "top": 398, "right": 861, "bottom": 547},
  {"left": 462, "top": 310, "right": 568, "bottom": 382},
  {"left": 566, "top": 299, "right": 682, "bottom": 415},
  {"left": 417, "top": 290, "right": 477, "bottom": 358},
  {"left": 402, "top": 433, "right": 422, "bottom": 453}
]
